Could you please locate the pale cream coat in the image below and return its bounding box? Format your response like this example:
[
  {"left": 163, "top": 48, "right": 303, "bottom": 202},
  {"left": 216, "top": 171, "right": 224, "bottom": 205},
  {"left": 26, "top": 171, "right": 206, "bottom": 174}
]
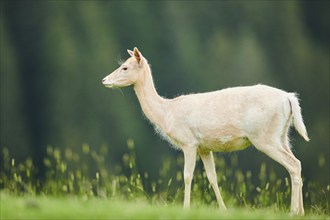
[{"left": 102, "top": 47, "right": 309, "bottom": 215}]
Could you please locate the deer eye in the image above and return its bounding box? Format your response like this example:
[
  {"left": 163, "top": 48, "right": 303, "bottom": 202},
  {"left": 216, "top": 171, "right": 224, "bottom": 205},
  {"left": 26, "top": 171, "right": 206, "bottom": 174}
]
[{"left": 122, "top": 67, "right": 128, "bottom": 71}]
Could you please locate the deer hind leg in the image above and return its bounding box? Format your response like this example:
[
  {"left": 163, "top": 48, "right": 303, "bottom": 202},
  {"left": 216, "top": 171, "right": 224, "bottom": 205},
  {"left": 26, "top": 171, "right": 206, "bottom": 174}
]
[
  {"left": 182, "top": 146, "right": 197, "bottom": 208},
  {"left": 280, "top": 114, "right": 304, "bottom": 215},
  {"left": 199, "top": 151, "right": 227, "bottom": 210},
  {"left": 280, "top": 136, "right": 304, "bottom": 215},
  {"left": 254, "top": 139, "right": 304, "bottom": 216}
]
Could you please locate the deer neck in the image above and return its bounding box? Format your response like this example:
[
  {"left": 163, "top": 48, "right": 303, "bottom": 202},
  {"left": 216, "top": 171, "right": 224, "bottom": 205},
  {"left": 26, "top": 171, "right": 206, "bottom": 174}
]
[{"left": 133, "top": 68, "right": 168, "bottom": 129}]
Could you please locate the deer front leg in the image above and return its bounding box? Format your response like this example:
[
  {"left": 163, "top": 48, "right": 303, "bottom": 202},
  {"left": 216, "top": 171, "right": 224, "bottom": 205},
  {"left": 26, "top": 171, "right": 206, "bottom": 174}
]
[
  {"left": 199, "top": 151, "right": 227, "bottom": 210},
  {"left": 182, "top": 146, "right": 197, "bottom": 208}
]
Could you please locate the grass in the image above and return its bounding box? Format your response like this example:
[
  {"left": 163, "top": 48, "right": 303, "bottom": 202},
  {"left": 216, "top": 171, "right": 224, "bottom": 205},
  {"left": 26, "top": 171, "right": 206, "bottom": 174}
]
[
  {"left": 2, "top": 192, "right": 327, "bottom": 220},
  {"left": 0, "top": 140, "right": 329, "bottom": 219}
]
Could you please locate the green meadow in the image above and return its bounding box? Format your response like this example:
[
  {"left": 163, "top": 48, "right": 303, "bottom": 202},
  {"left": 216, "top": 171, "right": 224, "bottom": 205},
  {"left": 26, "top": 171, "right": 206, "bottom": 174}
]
[
  {"left": 1, "top": 193, "right": 322, "bottom": 220},
  {"left": 1, "top": 142, "right": 329, "bottom": 219}
]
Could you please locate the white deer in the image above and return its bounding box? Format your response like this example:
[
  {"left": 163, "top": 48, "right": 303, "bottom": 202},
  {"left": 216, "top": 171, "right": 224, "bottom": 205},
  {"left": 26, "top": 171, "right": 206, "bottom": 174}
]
[{"left": 102, "top": 47, "right": 309, "bottom": 215}]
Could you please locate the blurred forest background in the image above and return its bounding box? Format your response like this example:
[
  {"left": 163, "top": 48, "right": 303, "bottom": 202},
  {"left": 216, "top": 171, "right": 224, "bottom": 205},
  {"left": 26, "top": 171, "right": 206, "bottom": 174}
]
[{"left": 1, "top": 1, "right": 329, "bottom": 188}]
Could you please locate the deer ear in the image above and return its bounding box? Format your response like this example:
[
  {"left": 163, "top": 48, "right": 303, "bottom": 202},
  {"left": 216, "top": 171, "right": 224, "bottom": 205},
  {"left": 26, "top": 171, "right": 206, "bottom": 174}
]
[
  {"left": 133, "top": 47, "right": 141, "bottom": 64},
  {"left": 127, "top": 49, "right": 134, "bottom": 57}
]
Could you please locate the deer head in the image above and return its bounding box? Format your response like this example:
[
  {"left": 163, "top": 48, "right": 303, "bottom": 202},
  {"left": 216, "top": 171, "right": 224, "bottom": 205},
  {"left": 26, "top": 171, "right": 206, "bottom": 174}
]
[{"left": 102, "top": 47, "right": 146, "bottom": 88}]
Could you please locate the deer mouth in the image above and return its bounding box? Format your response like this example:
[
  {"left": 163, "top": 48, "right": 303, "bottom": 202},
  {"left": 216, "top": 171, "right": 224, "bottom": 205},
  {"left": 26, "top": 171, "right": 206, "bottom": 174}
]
[
  {"left": 102, "top": 79, "right": 114, "bottom": 88},
  {"left": 104, "top": 84, "right": 116, "bottom": 89},
  {"left": 103, "top": 82, "right": 120, "bottom": 89}
]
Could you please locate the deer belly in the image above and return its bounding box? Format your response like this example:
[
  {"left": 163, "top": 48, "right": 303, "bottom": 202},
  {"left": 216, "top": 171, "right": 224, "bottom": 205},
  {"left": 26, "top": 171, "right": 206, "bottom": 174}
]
[{"left": 198, "top": 136, "right": 251, "bottom": 153}]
